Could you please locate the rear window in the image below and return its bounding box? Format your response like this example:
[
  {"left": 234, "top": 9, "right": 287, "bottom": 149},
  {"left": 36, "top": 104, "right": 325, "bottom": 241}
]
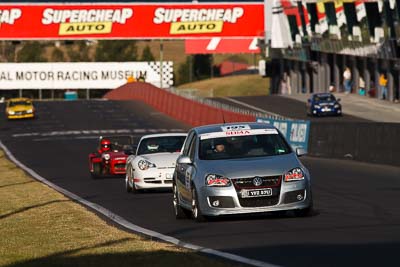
[{"left": 199, "top": 133, "right": 292, "bottom": 160}]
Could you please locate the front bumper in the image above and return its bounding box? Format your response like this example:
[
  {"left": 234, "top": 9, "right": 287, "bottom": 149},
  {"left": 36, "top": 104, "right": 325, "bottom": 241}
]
[
  {"left": 8, "top": 113, "right": 34, "bottom": 119},
  {"left": 197, "top": 179, "right": 312, "bottom": 216},
  {"left": 313, "top": 107, "right": 341, "bottom": 116},
  {"left": 134, "top": 168, "right": 174, "bottom": 189}
]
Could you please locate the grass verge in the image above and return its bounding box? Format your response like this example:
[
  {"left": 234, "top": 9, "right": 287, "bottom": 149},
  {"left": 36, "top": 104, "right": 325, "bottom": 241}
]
[
  {"left": 0, "top": 150, "right": 234, "bottom": 267},
  {"left": 177, "top": 74, "right": 270, "bottom": 97}
]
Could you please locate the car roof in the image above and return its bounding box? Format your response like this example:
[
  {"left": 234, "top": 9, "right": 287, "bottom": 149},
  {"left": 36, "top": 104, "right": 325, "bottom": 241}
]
[
  {"left": 140, "top": 132, "right": 187, "bottom": 140},
  {"left": 192, "top": 122, "right": 276, "bottom": 135}
]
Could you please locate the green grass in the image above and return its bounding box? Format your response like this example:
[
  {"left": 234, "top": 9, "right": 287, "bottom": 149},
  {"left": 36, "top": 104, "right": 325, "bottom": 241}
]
[
  {"left": 0, "top": 150, "right": 235, "bottom": 267},
  {"left": 177, "top": 74, "right": 270, "bottom": 97}
]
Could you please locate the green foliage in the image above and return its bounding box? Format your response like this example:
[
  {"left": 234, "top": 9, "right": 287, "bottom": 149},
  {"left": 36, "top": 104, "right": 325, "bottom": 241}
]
[
  {"left": 51, "top": 48, "right": 66, "bottom": 62},
  {"left": 141, "top": 45, "right": 155, "bottom": 61},
  {"left": 95, "top": 40, "right": 138, "bottom": 62},
  {"left": 176, "top": 56, "right": 192, "bottom": 85},
  {"left": 193, "top": 54, "right": 211, "bottom": 80},
  {"left": 67, "top": 41, "right": 90, "bottom": 62},
  {"left": 16, "top": 42, "right": 46, "bottom": 62}
]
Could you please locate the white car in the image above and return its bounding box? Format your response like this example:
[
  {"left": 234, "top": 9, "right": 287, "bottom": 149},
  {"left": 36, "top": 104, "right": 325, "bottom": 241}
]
[{"left": 125, "top": 133, "right": 187, "bottom": 193}]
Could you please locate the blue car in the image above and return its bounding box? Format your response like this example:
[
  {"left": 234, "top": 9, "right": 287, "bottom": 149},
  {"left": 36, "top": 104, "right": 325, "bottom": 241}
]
[{"left": 307, "top": 93, "right": 342, "bottom": 116}]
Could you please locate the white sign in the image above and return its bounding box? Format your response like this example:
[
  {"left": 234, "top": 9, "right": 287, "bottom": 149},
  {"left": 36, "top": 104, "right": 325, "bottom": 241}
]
[{"left": 0, "top": 61, "right": 173, "bottom": 89}]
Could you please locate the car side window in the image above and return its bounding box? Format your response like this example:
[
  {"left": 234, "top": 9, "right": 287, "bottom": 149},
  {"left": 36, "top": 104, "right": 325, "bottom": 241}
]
[
  {"left": 182, "top": 131, "right": 194, "bottom": 156},
  {"left": 188, "top": 134, "right": 197, "bottom": 161}
]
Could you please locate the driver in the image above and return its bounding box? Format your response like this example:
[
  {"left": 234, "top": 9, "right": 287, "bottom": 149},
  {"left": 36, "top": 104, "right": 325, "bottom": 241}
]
[{"left": 99, "top": 139, "right": 112, "bottom": 153}]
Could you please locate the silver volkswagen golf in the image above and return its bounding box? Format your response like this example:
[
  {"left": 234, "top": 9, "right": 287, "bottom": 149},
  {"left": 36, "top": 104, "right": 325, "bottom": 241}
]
[{"left": 172, "top": 122, "right": 313, "bottom": 222}]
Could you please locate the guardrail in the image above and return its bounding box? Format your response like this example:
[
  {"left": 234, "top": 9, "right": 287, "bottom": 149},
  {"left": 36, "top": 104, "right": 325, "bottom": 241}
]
[{"left": 167, "top": 87, "right": 288, "bottom": 121}]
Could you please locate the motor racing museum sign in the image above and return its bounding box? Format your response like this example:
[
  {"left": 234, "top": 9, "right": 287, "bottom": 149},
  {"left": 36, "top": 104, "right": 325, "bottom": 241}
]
[
  {"left": 0, "top": 3, "right": 264, "bottom": 39},
  {"left": 0, "top": 62, "right": 174, "bottom": 89}
]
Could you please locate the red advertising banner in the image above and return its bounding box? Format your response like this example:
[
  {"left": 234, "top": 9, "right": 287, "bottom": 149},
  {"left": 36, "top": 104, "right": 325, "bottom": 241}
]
[
  {"left": 185, "top": 37, "right": 260, "bottom": 54},
  {"left": 0, "top": 3, "right": 264, "bottom": 39}
]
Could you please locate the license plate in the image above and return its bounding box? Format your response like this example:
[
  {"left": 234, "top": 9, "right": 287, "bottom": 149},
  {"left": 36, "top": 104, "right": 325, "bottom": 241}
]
[
  {"left": 322, "top": 108, "right": 331, "bottom": 112},
  {"left": 241, "top": 188, "right": 272, "bottom": 198}
]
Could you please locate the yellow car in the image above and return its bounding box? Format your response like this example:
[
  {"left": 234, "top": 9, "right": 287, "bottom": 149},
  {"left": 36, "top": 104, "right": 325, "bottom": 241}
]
[{"left": 6, "top": 98, "right": 35, "bottom": 120}]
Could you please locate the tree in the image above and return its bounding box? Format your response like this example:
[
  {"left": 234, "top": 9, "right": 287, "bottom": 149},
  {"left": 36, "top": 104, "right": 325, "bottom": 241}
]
[
  {"left": 176, "top": 56, "right": 192, "bottom": 85},
  {"left": 16, "top": 42, "right": 46, "bottom": 62},
  {"left": 51, "top": 48, "right": 66, "bottom": 62},
  {"left": 95, "top": 40, "right": 138, "bottom": 62},
  {"left": 141, "top": 45, "right": 155, "bottom": 61}
]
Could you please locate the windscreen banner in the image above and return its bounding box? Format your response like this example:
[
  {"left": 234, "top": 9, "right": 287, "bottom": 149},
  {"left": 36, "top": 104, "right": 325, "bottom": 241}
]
[
  {"left": 0, "top": 3, "right": 264, "bottom": 39},
  {"left": 0, "top": 62, "right": 174, "bottom": 89},
  {"left": 256, "top": 117, "right": 310, "bottom": 152}
]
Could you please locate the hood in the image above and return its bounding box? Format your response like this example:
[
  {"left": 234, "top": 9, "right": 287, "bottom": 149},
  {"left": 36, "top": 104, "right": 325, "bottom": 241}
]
[
  {"left": 199, "top": 153, "right": 301, "bottom": 178},
  {"left": 141, "top": 152, "right": 180, "bottom": 168}
]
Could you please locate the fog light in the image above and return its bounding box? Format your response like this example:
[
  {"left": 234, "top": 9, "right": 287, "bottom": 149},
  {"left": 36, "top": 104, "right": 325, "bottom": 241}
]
[
  {"left": 297, "top": 194, "right": 304, "bottom": 201},
  {"left": 313, "top": 110, "right": 317, "bottom": 114},
  {"left": 212, "top": 200, "right": 220, "bottom": 207}
]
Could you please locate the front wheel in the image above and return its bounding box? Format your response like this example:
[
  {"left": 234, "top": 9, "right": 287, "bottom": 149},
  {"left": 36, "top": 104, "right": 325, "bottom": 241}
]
[
  {"left": 91, "top": 163, "right": 101, "bottom": 179},
  {"left": 191, "top": 188, "right": 207, "bottom": 222},
  {"left": 125, "top": 176, "right": 132, "bottom": 193},
  {"left": 173, "top": 183, "right": 190, "bottom": 219}
]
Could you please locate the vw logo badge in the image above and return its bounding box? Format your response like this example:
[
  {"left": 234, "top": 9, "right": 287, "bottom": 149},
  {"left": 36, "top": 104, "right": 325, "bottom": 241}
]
[{"left": 253, "top": 177, "right": 263, "bottom": 187}]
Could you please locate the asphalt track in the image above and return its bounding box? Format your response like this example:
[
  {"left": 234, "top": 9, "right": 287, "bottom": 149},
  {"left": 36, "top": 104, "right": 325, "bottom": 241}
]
[
  {"left": 1, "top": 100, "right": 400, "bottom": 267},
  {"left": 211, "top": 96, "right": 370, "bottom": 122}
]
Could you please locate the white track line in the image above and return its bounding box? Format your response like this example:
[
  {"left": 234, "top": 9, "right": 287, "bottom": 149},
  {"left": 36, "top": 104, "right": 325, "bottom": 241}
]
[{"left": 0, "top": 140, "right": 281, "bottom": 267}]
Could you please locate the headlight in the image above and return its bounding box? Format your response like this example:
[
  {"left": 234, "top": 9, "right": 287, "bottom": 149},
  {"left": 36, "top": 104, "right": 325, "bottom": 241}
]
[
  {"left": 7, "top": 110, "right": 15, "bottom": 115},
  {"left": 27, "top": 109, "right": 33, "bottom": 113},
  {"left": 334, "top": 104, "right": 340, "bottom": 109},
  {"left": 205, "top": 174, "right": 231, "bottom": 187},
  {"left": 313, "top": 105, "right": 320, "bottom": 109},
  {"left": 103, "top": 154, "right": 111, "bottom": 160},
  {"left": 284, "top": 168, "right": 305, "bottom": 182},
  {"left": 138, "top": 160, "right": 156, "bottom": 170}
]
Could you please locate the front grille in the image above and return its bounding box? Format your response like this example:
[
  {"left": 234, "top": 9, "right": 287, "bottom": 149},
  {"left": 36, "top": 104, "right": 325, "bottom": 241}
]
[
  {"left": 114, "top": 164, "right": 125, "bottom": 169},
  {"left": 239, "top": 196, "right": 279, "bottom": 207},
  {"left": 232, "top": 175, "right": 281, "bottom": 190},
  {"left": 282, "top": 190, "right": 305, "bottom": 204},
  {"left": 208, "top": 196, "right": 235, "bottom": 208}
]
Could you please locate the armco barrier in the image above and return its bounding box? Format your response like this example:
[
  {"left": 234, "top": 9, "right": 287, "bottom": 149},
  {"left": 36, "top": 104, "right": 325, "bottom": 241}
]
[
  {"left": 104, "top": 82, "right": 255, "bottom": 126},
  {"left": 308, "top": 122, "right": 400, "bottom": 166}
]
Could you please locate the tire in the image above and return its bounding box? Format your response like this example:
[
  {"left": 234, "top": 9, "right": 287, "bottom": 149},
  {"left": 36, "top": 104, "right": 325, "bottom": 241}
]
[
  {"left": 91, "top": 163, "right": 101, "bottom": 179},
  {"left": 126, "top": 176, "right": 132, "bottom": 193},
  {"left": 173, "top": 183, "right": 190, "bottom": 219},
  {"left": 191, "top": 188, "right": 207, "bottom": 222}
]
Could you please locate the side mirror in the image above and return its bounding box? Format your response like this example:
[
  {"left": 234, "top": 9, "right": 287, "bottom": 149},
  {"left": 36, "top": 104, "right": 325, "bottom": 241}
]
[
  {"left": 337, "top": 98, "right": 341, "bottom": 102},
  {"left": 177, "top": 155, "right": 192, "bottom": 165},
  {"left": 307, "top": 99, "right": 311, "bottom": 102},
  {"left": 296, "top": 148, "right": 307, "bottom": 157}
]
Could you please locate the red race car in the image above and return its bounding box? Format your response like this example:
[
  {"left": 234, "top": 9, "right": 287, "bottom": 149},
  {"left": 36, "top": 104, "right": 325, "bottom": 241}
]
[{"left": 88, "top": 135, "right": 135, "bottom": 178}]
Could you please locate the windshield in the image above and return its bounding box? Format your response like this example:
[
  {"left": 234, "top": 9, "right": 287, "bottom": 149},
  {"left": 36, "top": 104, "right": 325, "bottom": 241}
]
[
  {"left": 9, "top": 100, "right": 32, "bottom": 107},
  {"left": 314, "top": 94, "right": 335, "bottom": 102},
  {"left": 199, "top": 133, "right": 292, "bottom": 160},
  {"left": 100, "top": 136, "right": 133, "bottom": 151},
  {"left": 137, "top": 136, "right": 186, "bottom": 155}
]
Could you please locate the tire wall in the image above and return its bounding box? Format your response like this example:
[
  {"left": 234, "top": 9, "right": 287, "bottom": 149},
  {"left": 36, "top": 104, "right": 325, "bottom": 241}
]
[{"left": 103, "top": 82, "right": 255, "bottom": 127}]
